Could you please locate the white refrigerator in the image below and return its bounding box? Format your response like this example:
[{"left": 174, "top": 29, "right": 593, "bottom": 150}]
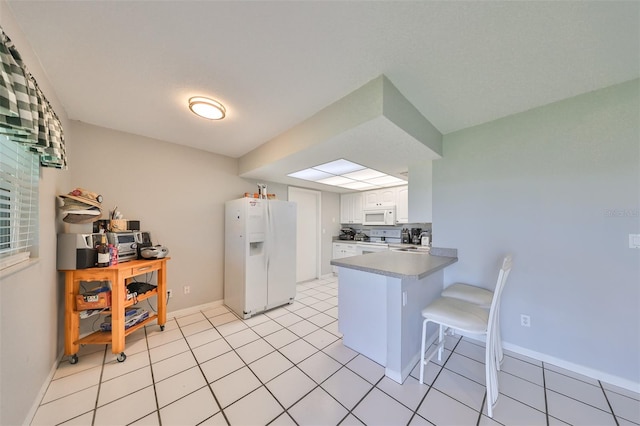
[{"left": 224, "top": 197, "right": 297, "bottom": 319}]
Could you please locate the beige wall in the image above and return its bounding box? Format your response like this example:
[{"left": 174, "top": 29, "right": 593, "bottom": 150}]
[
  {"left": 0, "top": 3, "right": 72, "bottom": 424},
  {"left": 68, "top": 121, "right": 341, "bottom": 310},
  {"left": 69, "top": 121, "right": 249, "bottom": 311},
  {"left": 1, "top": 104, "right": 340, "bottom": 424}
]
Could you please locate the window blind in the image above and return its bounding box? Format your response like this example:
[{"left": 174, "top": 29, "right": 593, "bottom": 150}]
[{"left": 0, "top": 134, "right": 38, "bottom": 268}]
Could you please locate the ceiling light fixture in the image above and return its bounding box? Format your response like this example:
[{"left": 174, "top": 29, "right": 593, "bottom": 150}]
[
  {"left": 287, "top": 159, "right": 406, "bottom": 191},
  {"left": 189, "top": 96, "right": 226, "bottom": 120}
]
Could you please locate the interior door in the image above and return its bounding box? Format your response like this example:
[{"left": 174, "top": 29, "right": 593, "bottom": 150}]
[{"left": 289, "top": 187, "right": 320, "bottom": 282}]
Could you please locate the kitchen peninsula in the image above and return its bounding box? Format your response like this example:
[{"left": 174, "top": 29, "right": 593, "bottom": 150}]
[{"left": 331, "top": 248, "right": 457, "bottom": 383}]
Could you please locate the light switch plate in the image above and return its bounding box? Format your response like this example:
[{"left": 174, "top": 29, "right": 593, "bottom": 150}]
[{"left": 629, "top": 234, "right": 640, "bottom": 249}]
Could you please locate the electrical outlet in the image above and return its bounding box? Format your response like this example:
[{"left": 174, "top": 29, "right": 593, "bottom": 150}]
[
  {"left": 167, "top": 289, "right": 173, "bottom": 298},
  {"left": 520, "top": 314, "right": 531, "bottom": 327},
  {"left": 183, "top": 285, "right": 190, "bottom": 295}
]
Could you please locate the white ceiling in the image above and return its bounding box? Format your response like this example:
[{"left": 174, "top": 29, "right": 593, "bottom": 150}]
[{"left": 6, "top": 1, "right": 639, "bottom": 187}]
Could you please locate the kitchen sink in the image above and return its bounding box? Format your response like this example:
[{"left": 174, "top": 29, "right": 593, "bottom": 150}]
[{"left": 391, "top": 247, "right": 429, "bottom": 254}]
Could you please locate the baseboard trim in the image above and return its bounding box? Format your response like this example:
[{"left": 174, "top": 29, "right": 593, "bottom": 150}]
[
  {"left": 24, "top": 352, "right": 62, "bottom": 426},
  {"left": 461, "top": 334, "right": 640, "bottom": 393},
  {"left": 320, "top": 273, "right": 336, "bottom": 280},
  {"left": 501, "top": 341, "right": 640, "bottom": 394},
  {"left": 166, "top": 299, "right": 223, "bottom": 319},
  {"left": 399, "top": 332, "right": 439, "bottom": 384}
]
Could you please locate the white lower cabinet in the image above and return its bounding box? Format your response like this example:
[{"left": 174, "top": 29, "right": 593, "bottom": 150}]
[{"left": 332, "top": 242, "right": 357, "bottom": 274}]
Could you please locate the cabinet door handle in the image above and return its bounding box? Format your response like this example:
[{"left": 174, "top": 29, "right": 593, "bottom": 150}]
[{"left": 137, "top": 267, "right": 151, "bottom": 272}]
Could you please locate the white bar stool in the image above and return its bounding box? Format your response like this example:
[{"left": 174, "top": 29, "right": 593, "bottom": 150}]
[
  {"left": 419, "top": 254, "right": 512, "bottom": 418},
  {"left": 441, "top": 272, "right": 503, "bottom": 367}
]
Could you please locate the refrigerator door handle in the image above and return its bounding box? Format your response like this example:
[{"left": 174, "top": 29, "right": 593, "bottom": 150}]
[{"left": 265, "top": 199, "right": 272, "bottom": 267}]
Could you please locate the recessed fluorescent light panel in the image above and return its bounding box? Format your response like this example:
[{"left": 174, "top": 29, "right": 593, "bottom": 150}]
[{"left": 287, "top": 159, "right": 406, "bottom": 191}]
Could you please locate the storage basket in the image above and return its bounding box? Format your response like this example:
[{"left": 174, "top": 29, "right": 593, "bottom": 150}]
[{"left": 76, "top": 291, "right": 111, "bottom": 311}]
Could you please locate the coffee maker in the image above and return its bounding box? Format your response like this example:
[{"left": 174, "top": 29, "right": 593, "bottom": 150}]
[
  {"left": 410, "top": 228, "right": 422, "bottom": 245},
  {"left": 339, "top": 227, "right": 356, "bottom": 240}
]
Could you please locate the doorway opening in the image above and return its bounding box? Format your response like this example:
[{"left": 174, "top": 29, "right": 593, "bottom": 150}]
[{"left": 288, "top": 187, "right": 321, "bottom": 283}]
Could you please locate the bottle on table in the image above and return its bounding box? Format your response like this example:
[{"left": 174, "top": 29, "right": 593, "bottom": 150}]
[{"left": 97, "top": 234, "right": 110, "bottom": 267}]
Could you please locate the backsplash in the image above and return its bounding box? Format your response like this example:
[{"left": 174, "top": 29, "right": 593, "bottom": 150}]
[{"left": 340, "top": 223, "right": 432, "bottom": 244}]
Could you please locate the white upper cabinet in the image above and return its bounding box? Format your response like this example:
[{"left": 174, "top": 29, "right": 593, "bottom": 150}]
[
  {"left": 380, "top": 188, "right": 397, "bottom": 205},
  {"left": 342, "top": 185, "right": 409, "bottom": 224},
  {"left": 363, "top": 187, "right": 398, "bottom": 208},
  {"left": 396, "top": 186, "right": 409, "bottom": 223},
  {"left": 363, "top": 191, "right": 380, "bottom": 208},
  {"left": 340, "top": 192, "right": 363, "bottom": 224}
]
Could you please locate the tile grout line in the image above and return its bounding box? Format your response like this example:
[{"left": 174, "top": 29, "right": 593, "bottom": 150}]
[
  {"left": 544, "top": 376, "right": 623, "bottom": 417},
  {"left": 31, "top": 352, "right": 102, "bottom": 418},
  {"left": 90, "top": 345, "right": 108, "bottom": 426},
  {"left": 144, "top": 323, "right": 164, "bottom": 426},
  {"left": 598, "top": 379, "right": 620, "bottom": 426},
  {"left": 214, "top": 313, "right": 288, "bottom": 425},
  {"left": 197, "top": 283, "right": 480, "bottom": 424},
  {"left": 406, "top": 336, "right": 460, "bottom": 425},
  {"left": 200, "top": 287, "right": 373, "bottom": 424},
  {"left": 203, "top": 306, "right": 334, "bottom": 422},
  {"left": 542, "top": 361, "right": 549, "bottom": 426},
  {"left": 44, "top": 277, "right": 639, "bottom": 426},
  {"left": 151, "top": 315, "right": 230, "bottom": 424},
  {"left": 232, "top": 306, "right": 345, "bottom": 424},
  {"left": 446, "top": 338, "right": 554, "bottom": 419},
  {"left": 189, "top": 312, "right": 232, "bottom": 425},
  {"left": 341, "top": 374, "right": 385, "bottom": 425}
]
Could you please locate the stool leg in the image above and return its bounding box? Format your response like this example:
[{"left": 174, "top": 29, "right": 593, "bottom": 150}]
[
  {"left": 486, "top": 335, "right": 494, "bottom": 417},
  {"left": 485, "top": 324, "right": 500, "bottom": 418},
  {"left": 437, "top": 324, "right": 445, "bottom": 361},
  {"left": 419, "top": 318, "right": 428, "bottom": 384}
]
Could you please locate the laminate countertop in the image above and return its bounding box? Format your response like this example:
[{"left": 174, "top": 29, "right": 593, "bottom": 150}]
[{"left": 330, "top": 247, "right": 458, "bottom": 280}]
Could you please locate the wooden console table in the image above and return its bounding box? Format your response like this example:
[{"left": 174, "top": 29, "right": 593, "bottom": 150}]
[{"left": 61, "top": 258, "right": 168, "bottom": 363}]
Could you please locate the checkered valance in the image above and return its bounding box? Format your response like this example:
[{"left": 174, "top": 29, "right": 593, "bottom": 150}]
[{"left": 0, "top": 26, "right": 66, "bottom": 169}]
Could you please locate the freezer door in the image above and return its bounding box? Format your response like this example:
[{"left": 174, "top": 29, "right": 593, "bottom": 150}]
[
  {"left": 224, "top": 198, "right": 247, "bottom": 316},
  {"left": 224, "top": 198, "right": 267, "bottom": 318}
]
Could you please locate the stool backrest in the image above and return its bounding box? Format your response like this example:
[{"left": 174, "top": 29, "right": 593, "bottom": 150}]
[
  {"left": 487, "top": 254, "right": 513, "bottom": 333},
  {"left": 485, "top": 254, "right": 512, "bottom": 413}
]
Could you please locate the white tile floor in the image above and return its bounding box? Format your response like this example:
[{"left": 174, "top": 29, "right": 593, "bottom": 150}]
[{"left": 32, "top": 276, "right": 640, "bottom": 425}]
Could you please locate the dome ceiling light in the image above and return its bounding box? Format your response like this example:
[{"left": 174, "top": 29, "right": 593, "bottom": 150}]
[{"left": 188, "top": 96, "right": 226, "bottom": 120}]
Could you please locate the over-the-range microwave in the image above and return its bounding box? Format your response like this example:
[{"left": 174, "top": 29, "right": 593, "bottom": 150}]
[{"left": 362, "top": 206, "right": 396, "bottom": 226}]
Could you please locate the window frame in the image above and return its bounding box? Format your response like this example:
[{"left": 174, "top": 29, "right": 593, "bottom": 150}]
[{"left": 0, "top": 134, "right": 39, "bottom": 270}]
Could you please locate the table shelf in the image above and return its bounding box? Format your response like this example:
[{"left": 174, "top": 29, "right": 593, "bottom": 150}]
[
  {"left": 61, "top": 258, "right": 169, "bottom": 363},
  {"left": 76, "top": 314, "right": 159, "bottom": 346}
]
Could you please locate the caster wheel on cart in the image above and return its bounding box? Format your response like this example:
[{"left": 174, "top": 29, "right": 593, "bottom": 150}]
[
  {"left": 160, "top": 325, "right": 165, "bottom": 331},
  {"left": 116, "top": 352, "right": 127, "bottom": 363},
  {"left": 69, "top": 354, "right": 78, "bottom": 365}
]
